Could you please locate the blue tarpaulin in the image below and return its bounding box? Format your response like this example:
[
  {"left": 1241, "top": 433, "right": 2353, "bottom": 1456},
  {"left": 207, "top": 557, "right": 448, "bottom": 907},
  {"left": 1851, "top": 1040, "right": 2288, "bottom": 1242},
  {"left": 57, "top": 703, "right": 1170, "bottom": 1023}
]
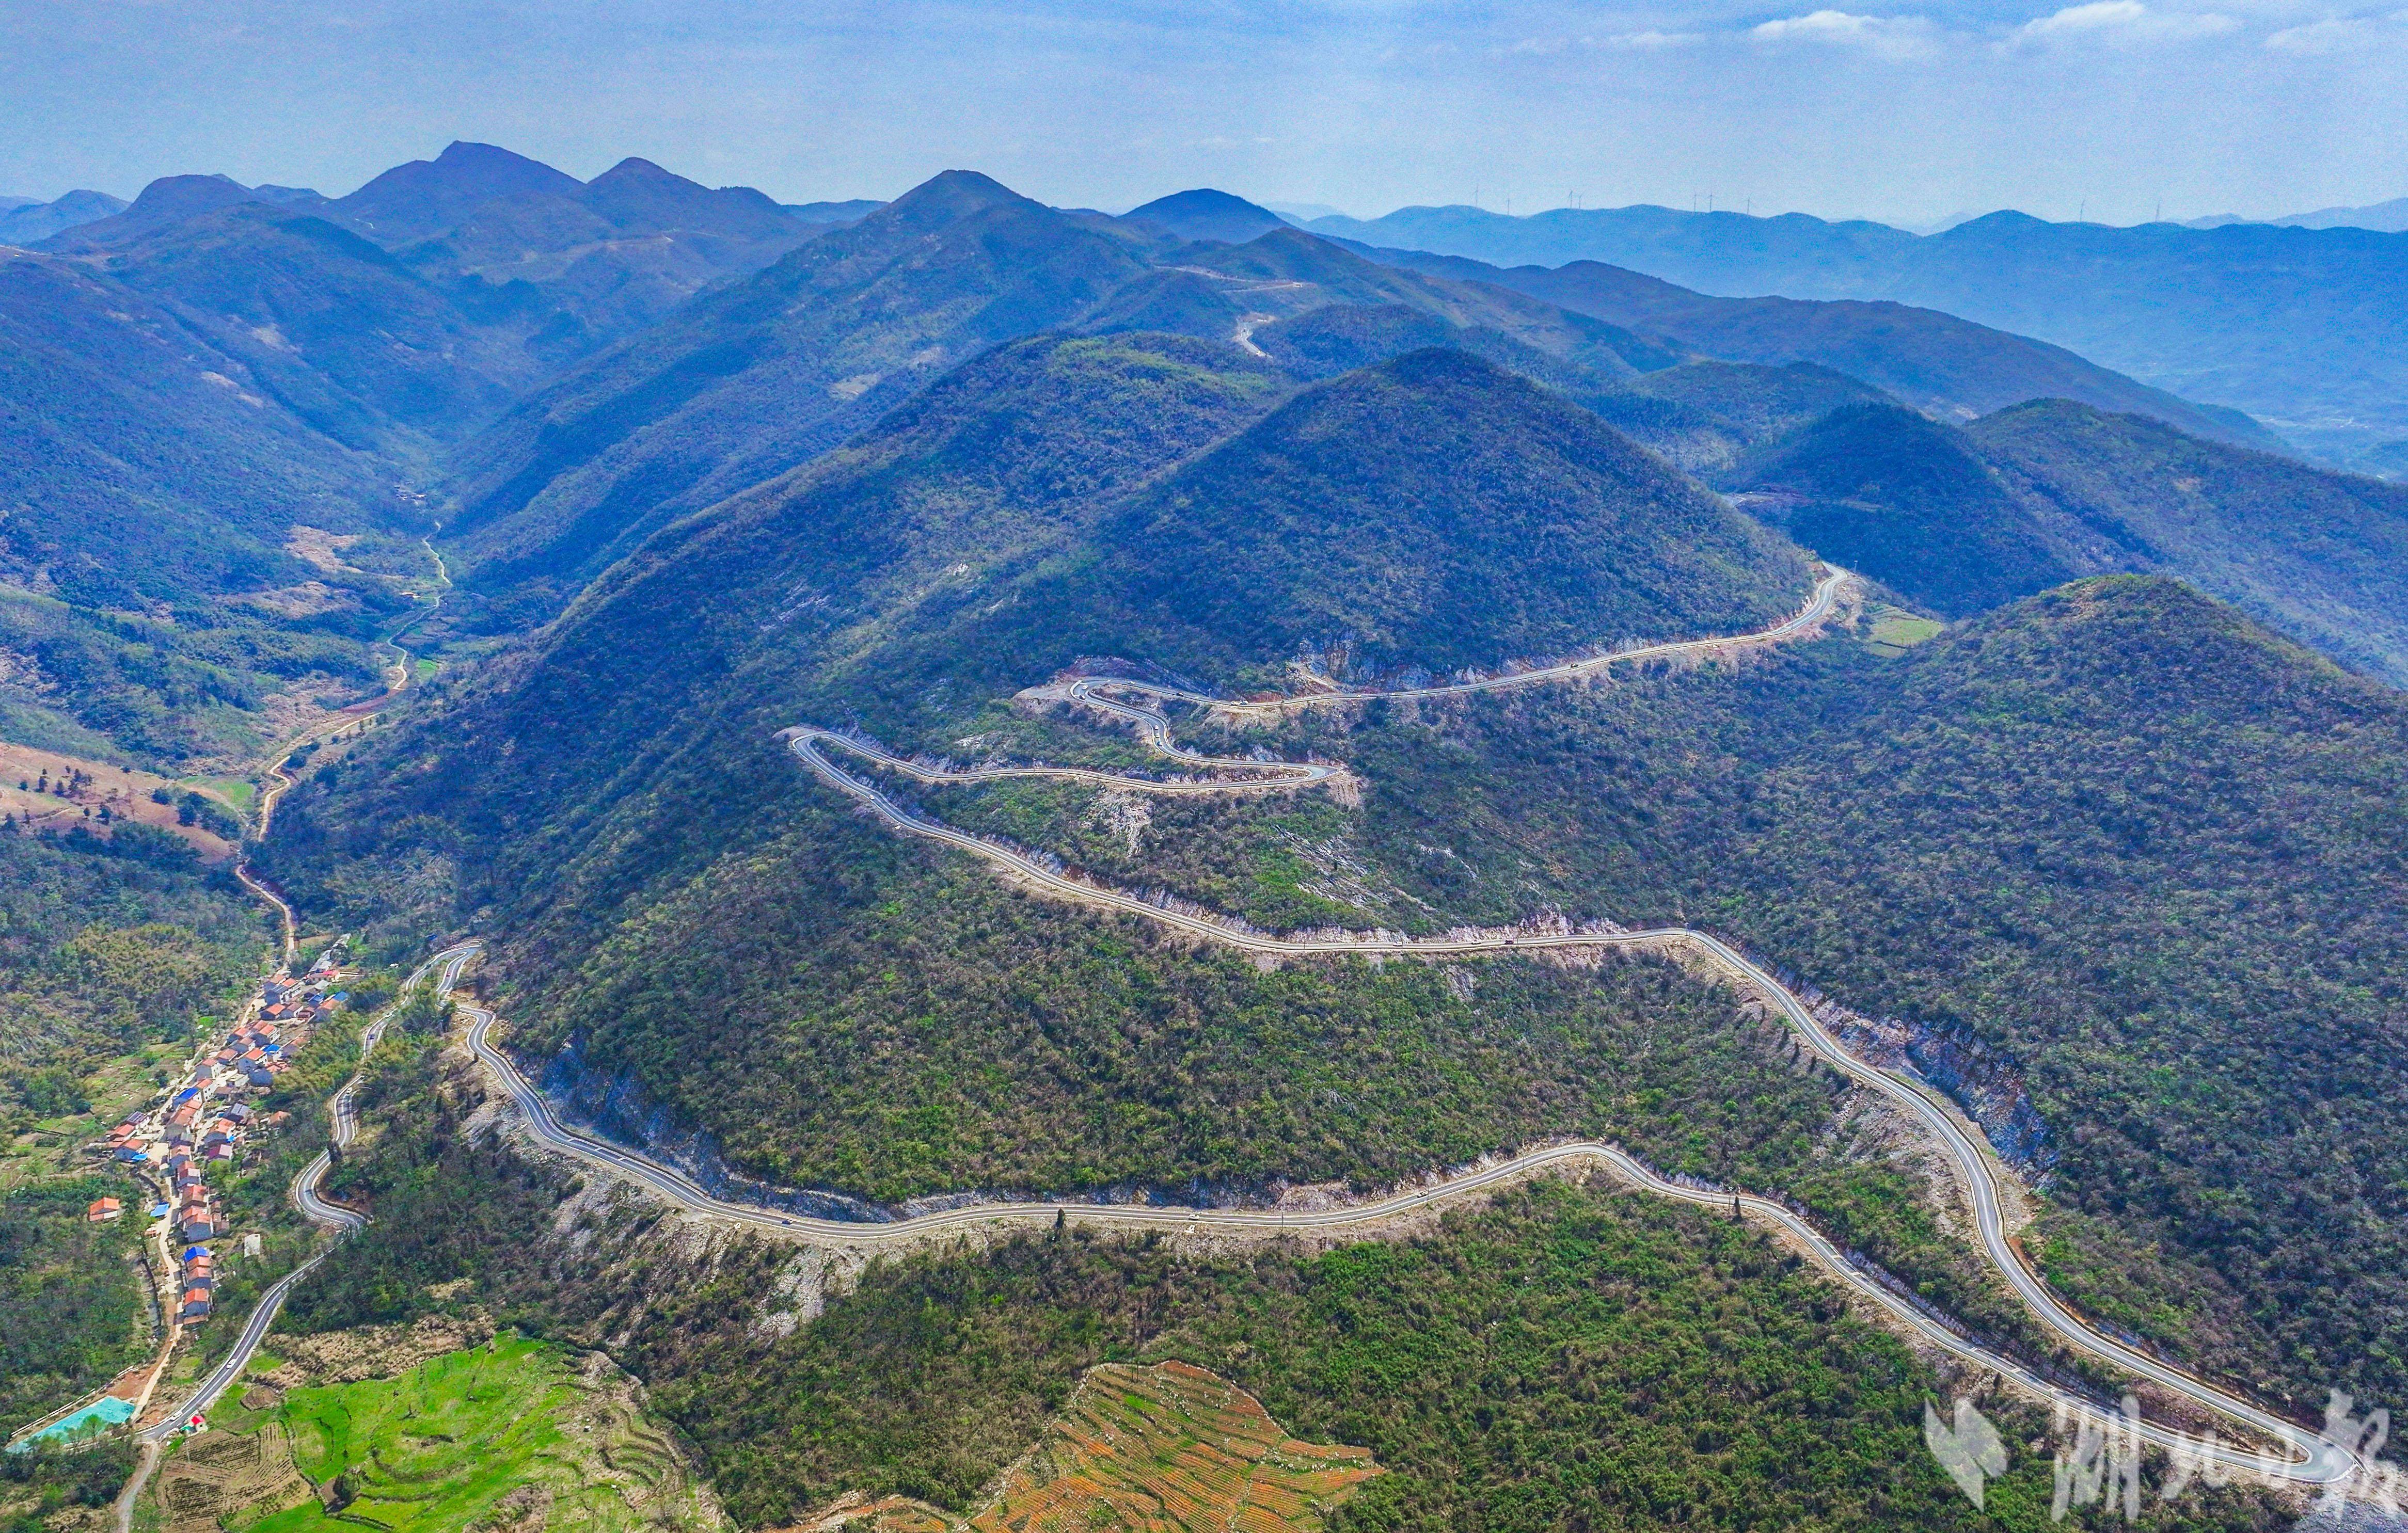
[{"left": 7, "top": 1396, "right": 135, "bottom": 1452}]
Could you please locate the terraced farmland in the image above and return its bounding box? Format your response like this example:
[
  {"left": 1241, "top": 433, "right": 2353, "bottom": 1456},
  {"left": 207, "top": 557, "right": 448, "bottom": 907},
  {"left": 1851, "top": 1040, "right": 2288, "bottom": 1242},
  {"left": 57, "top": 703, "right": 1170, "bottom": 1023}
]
[
  {"left": 153, "top": 1333, "right": 723, "bottom": 1533},
  {"left": 816, "top": 1359, "right": 1382, "bottom": 1532}
]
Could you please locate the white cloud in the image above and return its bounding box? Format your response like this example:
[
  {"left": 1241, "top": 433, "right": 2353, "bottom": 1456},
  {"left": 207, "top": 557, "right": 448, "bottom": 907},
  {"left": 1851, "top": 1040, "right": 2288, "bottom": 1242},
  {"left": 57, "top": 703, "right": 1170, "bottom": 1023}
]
[
  {"left": 1750, "top": 9, "right": 1940, "bottom": 57},
  {"left": 1606, "top": 28, "right": 1709, "bottom": 47},
  {"left": 2013, "top": 0, "right": 2240, "bottom": 43},
  {"left": 2024, "top": 0, "right": 2146, "bottom": 30},
  {"left": 2263, "top": 10, "right": 2408, "bottom": 49}
]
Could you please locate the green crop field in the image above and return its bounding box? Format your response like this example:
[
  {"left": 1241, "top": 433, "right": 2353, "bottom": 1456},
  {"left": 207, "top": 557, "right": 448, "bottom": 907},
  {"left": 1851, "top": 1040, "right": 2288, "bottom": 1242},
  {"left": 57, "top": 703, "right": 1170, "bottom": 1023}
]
[
  {"left": 231, "top": 1335, "right": 719, "bottom": 1533},
  {"left": 1862, "top": 604, "right": 1945, "bottom": 657}
]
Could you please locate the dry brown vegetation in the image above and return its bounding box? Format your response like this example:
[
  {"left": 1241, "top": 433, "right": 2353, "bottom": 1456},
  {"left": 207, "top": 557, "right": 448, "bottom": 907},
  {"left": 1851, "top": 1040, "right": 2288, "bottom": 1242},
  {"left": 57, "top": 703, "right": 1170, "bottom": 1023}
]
[
  {"left": 0, "top": 742, "right": 235, "bottom": 858},
  {"left": 798, "top": 1360, "right": 1380, "bottom": 1533}
]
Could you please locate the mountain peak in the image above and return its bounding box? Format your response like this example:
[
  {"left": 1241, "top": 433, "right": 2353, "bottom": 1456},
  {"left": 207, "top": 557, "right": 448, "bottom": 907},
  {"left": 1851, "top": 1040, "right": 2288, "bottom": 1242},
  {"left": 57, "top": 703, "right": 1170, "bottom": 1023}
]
[
  {"left": 32, "top": 174, "right": 256, "bottom": 249},
  {"left": 1121, "top": 188, "right": 1287, "bottom": 244},
  {"left": 590, "top": 156, "right": 680, "bottom": 187},
  {"left": 1090, "top": 337, "right": 1811, "bottom": 682},
  {"left": 331, "top": 142, "right": 582, "bottom": 237},
  {"left": 429, "top": 140, "right": 584, "bottom": 194},
  {"left": 873, "top": 169, "right": 1036, "bottom": 232},
  {"left": 127, "top": 173, "right": 257, "bottom": 217},
  {"left": 578, "top": 156, "right": 797, "bottom": 237}
]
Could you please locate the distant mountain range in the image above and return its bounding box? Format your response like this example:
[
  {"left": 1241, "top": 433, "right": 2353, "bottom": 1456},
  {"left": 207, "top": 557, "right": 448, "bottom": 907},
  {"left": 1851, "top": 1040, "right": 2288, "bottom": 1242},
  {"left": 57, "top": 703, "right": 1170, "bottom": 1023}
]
[
  {"left": 2188, "top": 195, "right": 2408, "bottom": 234},
  {"left": 7, "top": 149, "right": 2402, "bottom": 762},
  {"left": 1353, "top": 245, "right": 2277, "bottom": 452},
  {"left": 39, "top": 143, "right": 867, "bottom": 347},
  {"left": 0, "top": 189, "right": 127, "bottom": 245},
  {"left": 1304, "top": 202, "right": 2408, "bottom": 467},
  {"left": 22, "top": 149, "right": 2402, "bottom": 474}
]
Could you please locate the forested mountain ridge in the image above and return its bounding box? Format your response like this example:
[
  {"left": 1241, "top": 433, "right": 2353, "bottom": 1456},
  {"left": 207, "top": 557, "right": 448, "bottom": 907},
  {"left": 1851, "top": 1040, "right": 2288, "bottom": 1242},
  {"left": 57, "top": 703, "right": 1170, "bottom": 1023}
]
[
  {"left": 1731, "top": 402, "right": 2073, "bottom": 617},
  {"left": 0, "top": 245, "right": 429, "bottom": 761},
  {"left": 1098, "top": 226, "right": 1684, "bottom": 378},
  {"left": 1969, "top": 401, "right": 2408, "bottom": 681},
  {"left": 1731, "top": 397, "right": 2408, "bottom": 684},
  {"left": 433, "top": 171, "right": 1164, "bottom": 600},
  {"left": 1356, "top": 244, "right": 2282, "bottom": 451},
  {"left": 259, "top": 297, "right": 2408, "bottom": 1430},
  {"left": 0, "top": 248, "right": 393, "bottom": 606},
  {"left": 429, "top": 179, "right": 1707, "bottom": 612},
  {"left": 1305, "top": 199, "right": 2408, "bottom": 464},
  {"left": 1006, "top": 346, "right": 1810, "bottom": 686},
  {"left": 264, "top": 315, "right": 2408, "bottom": 1437},
  {"left": 44, "top": 142, "right": 850, "bottom": 355},
  {"left": 263, "top": 336, "right": 1808, "bottom": 962},
  {"left": 12, "top": 142, "right": 2408, "bottom": 1532},
  {"left": 264, "top": 332, "right": 1296, "bottom": 959},
  {"left": 58, "top": 200, "right": 553, "bottom": 458}
]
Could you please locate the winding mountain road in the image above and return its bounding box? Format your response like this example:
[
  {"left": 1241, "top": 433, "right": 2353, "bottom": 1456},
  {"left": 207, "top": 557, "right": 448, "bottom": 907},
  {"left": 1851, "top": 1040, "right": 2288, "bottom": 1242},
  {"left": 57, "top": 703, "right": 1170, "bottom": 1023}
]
[{"left": 461, "top": 564, "right": 2362, "bottom": 1489}]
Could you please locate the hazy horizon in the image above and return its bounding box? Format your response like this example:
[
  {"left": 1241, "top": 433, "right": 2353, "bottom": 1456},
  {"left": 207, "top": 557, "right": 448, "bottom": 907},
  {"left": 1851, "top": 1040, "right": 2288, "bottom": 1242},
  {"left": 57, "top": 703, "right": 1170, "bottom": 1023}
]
[
  {"left": 6, "top": 151, "right": 2398, "bottom": 236},
  {"left": 4, "top": 0, "right": 2404, "bottom": 228}
]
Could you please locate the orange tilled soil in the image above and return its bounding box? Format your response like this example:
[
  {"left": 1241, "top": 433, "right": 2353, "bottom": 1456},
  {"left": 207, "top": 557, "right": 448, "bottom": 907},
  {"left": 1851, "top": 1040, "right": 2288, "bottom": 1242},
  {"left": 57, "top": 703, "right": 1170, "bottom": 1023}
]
[{"left": 803, "top": 1359, "right": 1381, "bottom": 1533}]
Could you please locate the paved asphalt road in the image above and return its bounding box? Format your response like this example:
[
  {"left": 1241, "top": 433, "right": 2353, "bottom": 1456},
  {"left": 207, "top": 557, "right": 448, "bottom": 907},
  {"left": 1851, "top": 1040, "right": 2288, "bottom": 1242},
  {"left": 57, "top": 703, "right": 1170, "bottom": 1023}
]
[
  {"left": 130, "top": 564, "right": 2365, "bottom": 1499},
  {"left": 137, "top": 958, "right": 433, "bottom": 1445},
  {"left": 468, "top": 565, "right": 2358, "bottom": 1489}
]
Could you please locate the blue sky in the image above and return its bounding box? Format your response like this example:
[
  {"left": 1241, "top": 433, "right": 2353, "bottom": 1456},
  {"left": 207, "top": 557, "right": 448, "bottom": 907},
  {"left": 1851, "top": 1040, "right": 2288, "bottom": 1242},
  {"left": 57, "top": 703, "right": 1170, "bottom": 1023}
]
[{"left": 3, "top": 0, "right": 2402, "bottom": 225}]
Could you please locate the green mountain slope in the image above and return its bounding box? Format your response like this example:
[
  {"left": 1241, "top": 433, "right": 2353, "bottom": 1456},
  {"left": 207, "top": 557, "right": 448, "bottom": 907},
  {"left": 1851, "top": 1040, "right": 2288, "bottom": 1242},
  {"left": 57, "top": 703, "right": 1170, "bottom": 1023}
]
[
  {"left": 1309, "top": 576, "right": 2408, "bottom": 1410},
  {"left": 0, "top": 249, "right": 392, "bottom": 609},
  {"left": 262, "top": 338, "right": 1813, "bottom": 1130},
  {"left": 1590, "top": 359, "right": 1893, "bottom": 474},
  {"left": 266, "top": 332, "right": 1290, "bottom": 955},
  {"left": 67, "top": 201, "right": 550, "bottom": 456},
  {"left": 1359, "top": 246, "right": 2282, "bottom": 452},
  {"left": 1143, "top": 228, "right": 1682, "bottom": 377},
  {"left": 1249, "top": 309, "right": 1888, "bottom": 477},
  {"left": 0, "top": 247, "right": 429, "bottom": 759},
  {"left": 433, "top": 185, "right": 1706, "bottom": 618},
  {"left": 1732, "top": 402, "right": 2082, "bottom": 617},
  {"left": 1730, "top": 397, "right": 2408, "bottom": 683},
  {"left": 1969, "top": 400, "right": 2408, "bottom": 683},
  {"left": 437, "top": 171, "right": 1160, "bottom": 598},
  {"left": 1307, "top": 200, "right": 2408, "bottom": 463},
  {"left": 255, "top": 290, "right": 2408, "bottom": 1456},
  {"left": 1027, "top": 347, "right": 1810, "bottom": 684},
  {"left": 293, "top": 1106, "right": 2180, "bottom": 1533}
]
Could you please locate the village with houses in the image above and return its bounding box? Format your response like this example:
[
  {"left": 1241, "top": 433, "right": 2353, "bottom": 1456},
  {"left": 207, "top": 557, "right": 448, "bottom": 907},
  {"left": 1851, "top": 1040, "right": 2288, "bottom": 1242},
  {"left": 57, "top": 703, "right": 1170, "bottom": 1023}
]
[{"left": 6, "top": 943, "right": 354, "bottom": 1454}]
